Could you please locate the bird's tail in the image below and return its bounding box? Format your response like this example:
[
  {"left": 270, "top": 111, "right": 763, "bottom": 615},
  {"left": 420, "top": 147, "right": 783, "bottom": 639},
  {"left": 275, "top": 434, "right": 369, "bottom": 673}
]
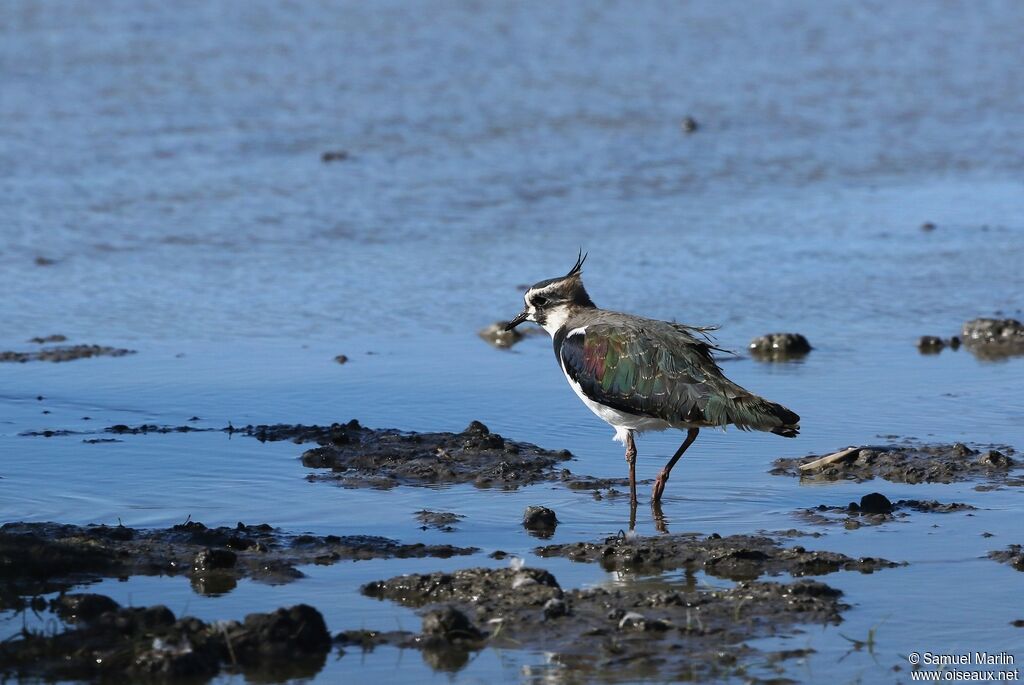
[{"left": 705, "top": 391, "right": 800, "bottom": 437}]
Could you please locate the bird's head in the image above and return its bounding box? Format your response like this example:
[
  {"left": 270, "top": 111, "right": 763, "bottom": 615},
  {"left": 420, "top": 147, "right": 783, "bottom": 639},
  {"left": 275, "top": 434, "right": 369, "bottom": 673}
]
[{"left": 506, "top": 251, "right": 596, "bottom": 336}]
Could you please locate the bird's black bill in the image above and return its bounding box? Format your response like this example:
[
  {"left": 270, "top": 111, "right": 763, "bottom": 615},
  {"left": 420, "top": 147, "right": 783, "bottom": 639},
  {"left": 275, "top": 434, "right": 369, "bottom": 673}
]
[{"left": 505, "top": 311, "right": 529, "bottom": 331}]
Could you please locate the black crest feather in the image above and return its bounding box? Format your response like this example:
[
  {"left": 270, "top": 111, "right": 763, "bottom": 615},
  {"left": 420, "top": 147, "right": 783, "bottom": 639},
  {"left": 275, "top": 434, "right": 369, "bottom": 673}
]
[{"left": 566, "top": 249, "right": 587, "bottom": 278}]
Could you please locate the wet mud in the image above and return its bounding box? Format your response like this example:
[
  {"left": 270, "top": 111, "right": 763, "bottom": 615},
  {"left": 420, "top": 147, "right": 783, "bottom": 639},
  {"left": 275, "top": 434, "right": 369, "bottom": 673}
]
[
  {"left": 415, "top": 510, "right": 465, "bottom": 532},
  {"left": 0, "top": 520, "right": 476, "bottom": 604},
  {"left": 534, "top": 533, "right": 900, "bottom": 579},
  {"left": 477, "top": 321, "right": 545, "bottom": 349},
  {"left": 916, "top": 335, "right": 961, "bottom": 354},
  {"left": 356, "top": 564, "right": 846, "bottom": 681},
  {"left": 962, "top": 318, "right": 1024, "bottom": 358},
  {"left": 797, "top": 493, "right": 977, "bottom": 528},
  {"left": 748, "top": 333, "right": 812, "bottom": 360},
  {"left": 22, "top": 419, "right": 632, "bottom": 492},
  {"left": 0, "top": 598, "right": 330, "bottom": 683},
  {"left": 988, "top": 545, "right": 1024, "bottom": 572},
  {"left": 772, "top": 442, "right": 1018, "bottom": 484},
  {"left": 242, "top": 419, "right": 579, "bottom": 489},
  {"left": 0, "top": 344, "right": 135, "bottom": 363}
]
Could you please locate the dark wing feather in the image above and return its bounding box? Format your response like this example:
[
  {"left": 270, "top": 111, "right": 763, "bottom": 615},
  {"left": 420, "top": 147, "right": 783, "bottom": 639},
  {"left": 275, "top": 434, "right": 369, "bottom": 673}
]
[{"left": 558, "top": 320, "right": 799, "bottom": 434}]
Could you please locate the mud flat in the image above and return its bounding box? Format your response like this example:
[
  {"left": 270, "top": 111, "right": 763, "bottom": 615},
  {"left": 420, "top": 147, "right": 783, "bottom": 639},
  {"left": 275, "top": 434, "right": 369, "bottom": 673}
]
[
  {"left": 0, "top": 598, "right": 330, "bottom": 683},
  {"left": 353, "top": 563, "right": 844, "bottom": 681},
  {"left": 534, "top": 532, "right": 901, "bottom": 579},
  {"left": 27, "top": 419, "right": 630, "bottom": 491},
  {"left": 961, "top": 318, "right": 1024, "bottom": 359},
  {"left": 771, "top": 443, "right": 1018, "bottom": 484},
  {"left": 988, "top": 545, "right": 1024, "bottom": 572},
  {"left": 797, "top": 493, "right": 977, "bottom": 528},
  {"left": 0, "top": 520, "right": 476, "bottom": 604},
  {"left": 0, "top": 344, "right": 135, "bottom": 363}
]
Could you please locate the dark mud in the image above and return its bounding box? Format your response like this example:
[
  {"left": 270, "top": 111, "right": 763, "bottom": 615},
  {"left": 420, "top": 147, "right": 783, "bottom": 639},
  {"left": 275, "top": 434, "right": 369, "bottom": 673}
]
[
  {"left": 798, "top": 493, "right": 977, "bottom": 529},
  {"left": 522, "top": 506, "right": 559, "bottom": 538},
  {"left": 772, "top": 443, "right": 1019, "bottom": 484},
  {"left": 28, "top": 334, "right": 67, "bottom": 344},
  {"left": 0, "top": 520, "right": 476, "bottom": 603},
  {"left": 0, "top": 598, "right": 330, "bottom": 683},
  {"left": 0, "top": 344, "right": 135, "bottom": 363},
  {"left": 748, "top": 332, "right": 812, "bottom": 360},
  {"left": 988, "top": 545, "right": 1024, "bottom": 572},
  {"left": 246, "top": 419, "right": 576, "bottom": 489},
  {"left": 916, "top": 335, "right": 961, "bottom": 354},
  {"left": 477, "top": 321, "right": 545, "bottom": 349},
  {"left": 962, "top": 318, "right": 1024, "bottom": 358},
  {"left": 415, "top": 510, "right": 465, "bottom": 532},
  {"left": 534, "top": 533, "right": 900, "bottom": 579},
  {"left": 358, "top": 564, "right": 846, "bottom": 682},
  {"left": 22, "top": 419, "right": 630, "bottom": 491}
]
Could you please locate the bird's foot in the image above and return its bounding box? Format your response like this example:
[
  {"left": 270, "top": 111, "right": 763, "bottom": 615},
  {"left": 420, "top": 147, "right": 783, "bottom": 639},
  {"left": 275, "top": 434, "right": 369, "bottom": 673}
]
[{"left": 651, "top": 469, "right": 668, "bottom": 503}]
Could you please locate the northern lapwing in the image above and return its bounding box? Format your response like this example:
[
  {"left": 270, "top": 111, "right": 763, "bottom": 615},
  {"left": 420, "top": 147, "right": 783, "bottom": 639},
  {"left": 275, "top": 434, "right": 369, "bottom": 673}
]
[{"left": 506, "top": 253, "right": 800, "bottom": 507}]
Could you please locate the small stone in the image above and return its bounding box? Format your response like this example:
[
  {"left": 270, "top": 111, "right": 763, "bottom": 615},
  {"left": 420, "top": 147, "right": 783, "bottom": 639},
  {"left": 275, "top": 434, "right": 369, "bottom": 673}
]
[
  {"left": 334, "top": 354, "right": 349, "bottom": 364},
  {"left": 920, "top": 222, "right": 936, "bottom": 231},
  {"left": 858, "top": 493, "right": 893, "bottom": 515},
  {"left": 421, "top": 606, "right": 482, "bottom": 640},
  {"left": 543, "top": 598, "right": 568, "bottom": 619},
  {"left": 749, "top": 333, "right": 812, "bottom": 360},
  {"left": 53, "top": 594, "right": 120, "bottom": 623},
  {"left": 681, "top": 116, "right": 699, "bottom": 133},
  {"left": 192, "top": 548, "right": 237, "bottom": 572},
  {"left": 478, "top": 321, "right": 524, "bottom": 349},
  {"left": 916, "top": 336, "right": 945, "bottom": 352},
  {"left": 523, "top": 506, "right": 558, "bottom": 532},
  {"left": 321, "top": 150, "right": 349, "bottom": 163}
]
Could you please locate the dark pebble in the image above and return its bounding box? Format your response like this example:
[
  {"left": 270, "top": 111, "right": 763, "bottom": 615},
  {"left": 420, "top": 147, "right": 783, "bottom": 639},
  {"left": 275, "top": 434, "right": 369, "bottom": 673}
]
[{"left": 859, "top": 492, "right": 894, "bottom": 515}]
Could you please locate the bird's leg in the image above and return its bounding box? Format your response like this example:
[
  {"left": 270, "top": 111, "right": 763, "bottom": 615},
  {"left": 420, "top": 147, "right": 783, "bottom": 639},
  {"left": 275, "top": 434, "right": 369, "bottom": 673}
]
[
  {"left": 624, "top": 430, "right": 638, "bottom": 506},
  {"left": 651, "top": 500, "right": 669, "bottom": 534},
  {"left": 651, "top": 428, "right": 699, "bottom": 503}
]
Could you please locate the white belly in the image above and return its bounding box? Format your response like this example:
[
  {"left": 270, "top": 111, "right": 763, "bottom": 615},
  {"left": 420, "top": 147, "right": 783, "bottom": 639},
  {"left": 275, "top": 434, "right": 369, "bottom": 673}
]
[{"left": 558, "top": 349, "right": 671, "bottom": 444}]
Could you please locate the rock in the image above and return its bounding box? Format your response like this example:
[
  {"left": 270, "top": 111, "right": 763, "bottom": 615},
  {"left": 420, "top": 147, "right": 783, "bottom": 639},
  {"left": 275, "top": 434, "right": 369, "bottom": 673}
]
[
  {"left": 334, "top": 354, "right": 349, "bottom": 364},
  {"left": 542, "top": 597, "right": 568, "bottom": 619},
  {"left": 28, "top": 334, "right": 67, "bottom": 344},
  {"left": 421, "top": 606, "right": 483, "bottom": 641},
  {"left": 52, "top": 593, "right": 120, "bottom": 623},
  {"left": 917, "top": 336, "right": 945, "bottom": 352},
  {"left": 478, "top": 321, "right": 524, "bottom": 349},
  {"left": 962, "top": 318, "right": 1024, "bottom": 358},
  {"left": 192, "top": 548, "right": 237, "bottom": 572},
  {"left": 749, "top": 333, "right": 812, "bottom": 360},
  {"left": 859, "top": 492, "right": 893, "bottom": 514},
  {"left": 989, "top": 546, "right": 1024, "bottom": 572},
  {"left": 920, "top": 222, "right": 937, "bottom": 231},
  {"left": 321, "top": 150, "right": 349, "bottom": 163},
  {"left": 415, "top": 510, "right": 465, "bottom": 531},
  {"left": 523, "top": 506, "right": 558, "bottom": 537},
  {"left": 681, "top": 116, "right": 699, "bottom": 133}
]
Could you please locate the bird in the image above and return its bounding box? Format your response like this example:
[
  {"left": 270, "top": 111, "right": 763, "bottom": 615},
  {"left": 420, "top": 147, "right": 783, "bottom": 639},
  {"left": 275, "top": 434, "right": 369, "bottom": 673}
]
[{"left": 505, "top": 252, "right": 800, "bottom": 507}]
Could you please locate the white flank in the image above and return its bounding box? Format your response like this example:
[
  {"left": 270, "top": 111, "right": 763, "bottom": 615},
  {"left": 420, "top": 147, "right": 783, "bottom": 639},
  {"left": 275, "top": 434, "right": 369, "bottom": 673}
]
[{"left": 558, "top": 327, "right": 671, "bottom": 443}]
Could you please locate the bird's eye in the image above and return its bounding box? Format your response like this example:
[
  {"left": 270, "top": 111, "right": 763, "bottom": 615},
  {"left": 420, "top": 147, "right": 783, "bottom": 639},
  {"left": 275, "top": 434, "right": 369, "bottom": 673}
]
[{"left": 532, "top": 295, "right": 548, "bottom": 307}]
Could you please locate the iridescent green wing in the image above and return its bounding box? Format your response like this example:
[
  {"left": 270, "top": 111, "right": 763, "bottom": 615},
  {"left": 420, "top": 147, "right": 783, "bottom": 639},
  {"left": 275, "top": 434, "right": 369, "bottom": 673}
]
[{"left": 559, "top": 322, "right": 715, "bottom": 423}]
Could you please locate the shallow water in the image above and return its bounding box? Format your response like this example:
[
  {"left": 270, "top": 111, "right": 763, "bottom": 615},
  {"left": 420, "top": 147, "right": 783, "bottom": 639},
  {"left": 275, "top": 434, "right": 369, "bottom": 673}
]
[{"left": 3, "top": 1, "right": 1024, "bottom": 683}]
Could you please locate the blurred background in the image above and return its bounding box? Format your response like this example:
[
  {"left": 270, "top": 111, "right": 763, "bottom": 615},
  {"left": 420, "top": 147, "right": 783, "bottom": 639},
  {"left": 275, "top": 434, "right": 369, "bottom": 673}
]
[{"left": 3, "top": 0, "right": 1022, "bottom": 343}]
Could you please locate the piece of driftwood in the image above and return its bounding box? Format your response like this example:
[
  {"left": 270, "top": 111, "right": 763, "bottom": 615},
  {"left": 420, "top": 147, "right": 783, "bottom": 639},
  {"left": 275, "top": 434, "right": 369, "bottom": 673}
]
[{"left": 798, "top": 447, "right": 861, "bottom": 472}]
